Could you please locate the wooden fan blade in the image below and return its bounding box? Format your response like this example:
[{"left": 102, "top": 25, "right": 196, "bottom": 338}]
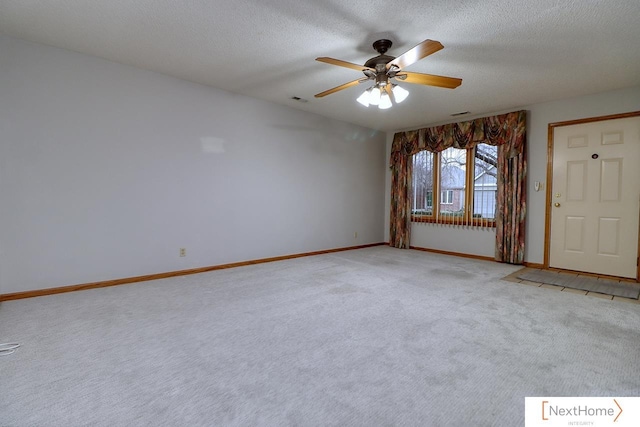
[
  {"left": 386, "top": 39, "right": 444, "bottom": 70},
  {"left": 316, "top": 57, "right": 374, "bottom": 72},
  {"left": 314, "top": 78, "right": 367, "bottom": 98},
  {"left": 397, "top": 71, "right": 462, "bottom": 89}
]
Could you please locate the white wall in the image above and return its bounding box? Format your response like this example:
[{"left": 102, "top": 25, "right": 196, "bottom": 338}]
[
  {"left": 0, "top": 35, "right": 386, "bottom": 294},
  {"left": 384, "top": 86, "right": 640, "bottom": 263}
]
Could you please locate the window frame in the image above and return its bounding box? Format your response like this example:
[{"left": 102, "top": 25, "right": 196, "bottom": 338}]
[{"left": 411, "top": 145, "right": 497, "bottom": 227}]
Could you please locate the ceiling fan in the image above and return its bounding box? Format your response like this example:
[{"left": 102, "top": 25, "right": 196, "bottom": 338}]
[{"left": 315, "top": 39, "right": 462, "bottom": 108}]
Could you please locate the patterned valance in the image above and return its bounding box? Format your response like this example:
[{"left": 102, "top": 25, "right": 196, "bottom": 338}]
[{"left": 390, "top": 110, "right": 526, "bottom": 165}]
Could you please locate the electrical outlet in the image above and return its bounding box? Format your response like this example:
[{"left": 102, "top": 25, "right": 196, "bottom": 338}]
[
  {"left": 354, "top": 232, "right": 358, "bottom": 238},
  {"left": 179, "top": 248, "right": 186, "bottom": 257}
]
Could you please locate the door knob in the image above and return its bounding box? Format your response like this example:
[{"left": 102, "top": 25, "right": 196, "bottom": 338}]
[{"left": 554, "top": 202, "right": 561, "bottom": 207}]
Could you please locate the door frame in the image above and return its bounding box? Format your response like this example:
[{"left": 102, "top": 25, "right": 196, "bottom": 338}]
[{"left": 544, "top": 110, "right": 640, "bottom": 281}]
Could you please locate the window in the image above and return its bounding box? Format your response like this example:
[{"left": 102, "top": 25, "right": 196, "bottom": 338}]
[
  {"left": 440, "top": 147, "right": 466, "bottom": 217},
  {"left": 411, "top": 144, "right": 497, "bottom": 226},
  {"left": 473, "top": 144, "right": 497, "bottom": 221},
  {"left": 441, "top": 190, "right": 453, "bottom": 204},
  {"left": 412, "top": 151, "right": 434, "bottom": 215}
]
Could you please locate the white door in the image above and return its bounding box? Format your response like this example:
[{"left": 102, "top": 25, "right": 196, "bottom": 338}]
[{"left": 549, "top": 116, "right": 640, "bottom": 279}]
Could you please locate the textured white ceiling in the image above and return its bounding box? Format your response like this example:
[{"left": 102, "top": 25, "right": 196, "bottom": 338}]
[{"left": 1, "top": 0, "right": 639, "bottom": 131}]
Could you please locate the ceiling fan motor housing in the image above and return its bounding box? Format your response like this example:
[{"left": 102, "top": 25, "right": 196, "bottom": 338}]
[
  {"left": 363, "top": 39, "right": 396, "bottom": 85},
  {"left": 364, "top": 55, "right": 395, "bottom": 69}
]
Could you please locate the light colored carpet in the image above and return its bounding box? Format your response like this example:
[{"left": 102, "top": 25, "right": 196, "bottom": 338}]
[
  {"left": 516, "top": 268, "right": 640, "bottom": 299},
  {"left": 1, "top": 246, "right": 639, "bottom": 426}
]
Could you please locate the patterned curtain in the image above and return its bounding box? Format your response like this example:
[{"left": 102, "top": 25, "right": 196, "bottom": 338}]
[
  {"left": 389, "top": 110, "right": 527, "bottom": 264},
  {"left": 493, "top": 113, "right": 527, "bottom": 263},
  {"left": 389, "top": 132, "right": 415, "bottom": 248}
]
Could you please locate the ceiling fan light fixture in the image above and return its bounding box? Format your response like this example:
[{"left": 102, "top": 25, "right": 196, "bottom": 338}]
[
  {"left": 378, "top": 92, "right": 392, "bottom": 109},
  {"left": 369, "top": 86, "right": 381, "bottom": 105},
  {"left": 392, "top": 84, "right": 409, "bottom": 103},
  {"left": 356, "top": 88, "right": 371, "bottom": 107}
]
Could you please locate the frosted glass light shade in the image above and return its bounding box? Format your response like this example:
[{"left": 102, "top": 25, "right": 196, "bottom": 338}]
[
  {"left": 369, "top": 87, "right": 381, "bottom": 105},
  {"left": 392, "top": 85, "right": 409, "bottom": 103},
  {"left": 356, "top": 89, "right": 371, "bottom": 107},
  {"left": 379, "top": 92, "right": 392, "bottom": 109}
]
